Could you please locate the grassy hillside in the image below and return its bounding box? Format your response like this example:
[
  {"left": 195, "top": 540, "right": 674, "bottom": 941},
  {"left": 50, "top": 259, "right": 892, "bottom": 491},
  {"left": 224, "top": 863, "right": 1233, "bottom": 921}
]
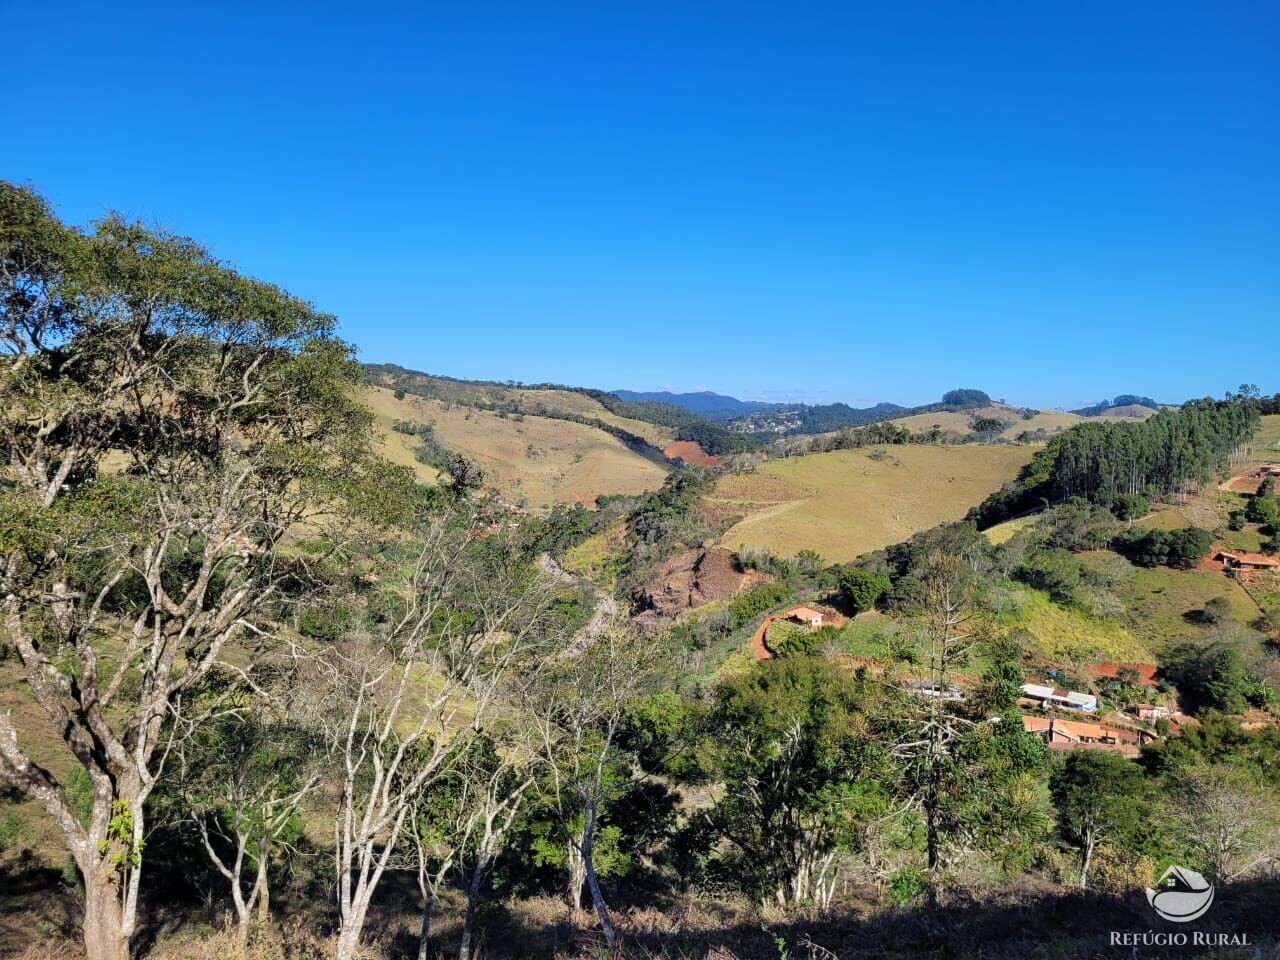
[
  {"left": 511, "top": 387, "right": 673, "bottom": 444},
  {"left": 364, "top": 386, "right": 669, "bottom": 509},
  {"left": 887, "top": 404, "right": 1080, "bottom": 440},
  {"left": 1256, "top": 413, "right": 1280, "bottom": 455},
  {"left": 1078, "top": 550, "right": 1266, "bottom": 655},
  {"left": 708, "top": 444, "right": 1036, "bottom": 563},
  {"left": 886, "top": 404, "right": 1154, "bottom": 442}
]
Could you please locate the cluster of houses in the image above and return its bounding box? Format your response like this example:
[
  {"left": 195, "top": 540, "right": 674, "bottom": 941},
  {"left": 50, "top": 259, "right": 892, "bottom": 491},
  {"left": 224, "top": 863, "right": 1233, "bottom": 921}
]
[{"left": 757, "top": 606, "right": 1185, "bottom": 756}]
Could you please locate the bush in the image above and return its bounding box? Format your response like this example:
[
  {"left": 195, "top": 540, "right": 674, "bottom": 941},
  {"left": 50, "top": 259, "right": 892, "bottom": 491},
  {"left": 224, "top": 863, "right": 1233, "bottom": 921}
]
[
  {"left": 836, "top": 568, "right": 890, "bottom": 614},
  {"left": 1016, "top": 546, "right": 1082, "bottom": 604},
  {"left": 887, "top": 867, "right": 927, "bottom": 905},
  {"left": 726, "top": 582, "right": 792, "bottom": 629},
  {"left": 1166, "top": 527, "right": 1212, "bottom": 569},
  {"left": 1112, "top": 493, "right": 1149, "bottom": 521}
]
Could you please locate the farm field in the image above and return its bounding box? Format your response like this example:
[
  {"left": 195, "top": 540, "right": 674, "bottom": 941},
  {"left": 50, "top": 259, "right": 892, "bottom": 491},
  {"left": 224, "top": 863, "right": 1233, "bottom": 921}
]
[
  {"left": 710, "top": 444, "right": 1036, "bottom": 563},
  {"left": 363, "top": 386, "right": 669, "bottom": 509}
]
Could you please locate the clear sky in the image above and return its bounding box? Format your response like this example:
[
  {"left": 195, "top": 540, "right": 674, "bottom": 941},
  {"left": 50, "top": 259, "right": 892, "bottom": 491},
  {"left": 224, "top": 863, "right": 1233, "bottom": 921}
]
[{"left": 3, "top": 1, "right": 1276, "bottom": 408}]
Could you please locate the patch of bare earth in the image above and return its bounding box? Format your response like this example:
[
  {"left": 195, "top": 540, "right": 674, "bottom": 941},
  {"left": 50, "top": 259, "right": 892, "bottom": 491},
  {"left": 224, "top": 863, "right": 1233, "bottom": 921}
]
[{"left": 632, "top": 547, "right": 765, "bottom": 630}]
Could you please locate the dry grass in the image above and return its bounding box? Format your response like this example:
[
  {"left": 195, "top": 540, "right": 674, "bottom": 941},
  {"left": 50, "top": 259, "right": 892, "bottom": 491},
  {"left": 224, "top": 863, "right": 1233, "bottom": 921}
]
[
  {"left": 888, "top": 405, "right": 1081, "bottom": 441},
  {"left": 710, "top": 445, "right": 1036, "bottom": 563},
  {"left": 363, "top": 387, "right": 669, "bottom": 510},
  {"left": 512, "top": 389, "right": 673, "bottom": 445}
]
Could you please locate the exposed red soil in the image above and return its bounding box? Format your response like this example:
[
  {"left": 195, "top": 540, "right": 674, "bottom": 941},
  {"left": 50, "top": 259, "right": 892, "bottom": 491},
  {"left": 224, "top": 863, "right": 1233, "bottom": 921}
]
[
  {"left": 632, "top": 547, "right": 763, "bottom": 630},
  {"left": 663, "top": 440, "right": 723, "bottom": 469}
]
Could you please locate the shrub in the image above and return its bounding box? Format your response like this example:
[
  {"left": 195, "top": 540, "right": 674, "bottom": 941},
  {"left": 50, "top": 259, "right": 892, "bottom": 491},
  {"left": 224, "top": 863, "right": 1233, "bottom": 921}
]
[
  {"left": 726, "top": 582, "right": 792, "bottom": 629},
  {"left": 1165, "top": 527, "right": 1212, "bottom": 569},
  {"left": 1112, "top": 493, "right": 1149, "bottom": 521},
  {"left": 837, "top": 568, "right": 890, "bottom": 614}
]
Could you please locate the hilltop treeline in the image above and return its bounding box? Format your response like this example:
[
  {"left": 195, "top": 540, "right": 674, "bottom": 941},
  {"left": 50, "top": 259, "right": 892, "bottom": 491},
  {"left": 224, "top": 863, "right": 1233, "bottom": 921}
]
[
  {"left": 583, "top": 388, "right": 764, "bottom": 455},
  {"left": 970, "top": 398, "right": 1259, "bottom": 527},
  {"left": 1071, "top": 394, "right": 1160, "bottom": 416},
  {"left": 365, "top": 363, "right": 761, "bottom": 457}
]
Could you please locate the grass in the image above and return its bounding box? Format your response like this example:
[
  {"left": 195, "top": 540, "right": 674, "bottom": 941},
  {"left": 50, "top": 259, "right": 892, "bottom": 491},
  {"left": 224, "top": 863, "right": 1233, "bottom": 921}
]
[
  {"left": 1078, "top": 550, "right": 1266, "bottom": 656},
  {"left": 992, "top": 583, "right": 1152, "bottom": 663},
  {"left": 709, "top": 444, "right": 1036, "bottom": 563},
  {"left": 983, "top": 514, "right": 1036, "bottom": 545},
  {"left": 510, "top": 388, "right": 672, "bottom": 445},
  {"left": 561, "top": 518, "right": 627, "bottom": 590},
  {"left": 364, "top": 386, "right": 669, "bottom": 510},
  {"left": 1255, "top": 414, "right": 1280, "bottom": 455}
]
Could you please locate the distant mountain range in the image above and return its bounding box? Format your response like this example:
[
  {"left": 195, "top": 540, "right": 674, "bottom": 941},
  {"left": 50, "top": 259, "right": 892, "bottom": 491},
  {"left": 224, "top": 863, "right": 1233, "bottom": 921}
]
[{"left": 611, "top": 390, "right": 780, "bottom": 420}]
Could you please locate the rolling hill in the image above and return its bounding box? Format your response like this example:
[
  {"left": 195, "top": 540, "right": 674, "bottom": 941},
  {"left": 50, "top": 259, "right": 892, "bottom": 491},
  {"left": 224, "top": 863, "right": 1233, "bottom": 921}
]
[
  {"left": 705, "top": 444, "right": 1038, "bottom": 563},
  {"left": 364, "top": 386, "right": 670, "bottom": 510}
]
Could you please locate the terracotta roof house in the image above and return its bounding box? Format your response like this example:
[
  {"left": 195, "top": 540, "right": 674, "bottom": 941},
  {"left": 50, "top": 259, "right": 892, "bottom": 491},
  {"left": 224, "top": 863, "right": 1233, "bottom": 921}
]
[
  {"left": 1021, "top": 715, "right": 1147, "bottom": 753},
  {"left": 1128, "top": 704, "right": 1170, "bottom": 720},
  {"left": 1217, "top": 551, "right": 1280, "bottom": 571},
  {"left": 785, "top": 605, "right": 828, "bottom": 627}
]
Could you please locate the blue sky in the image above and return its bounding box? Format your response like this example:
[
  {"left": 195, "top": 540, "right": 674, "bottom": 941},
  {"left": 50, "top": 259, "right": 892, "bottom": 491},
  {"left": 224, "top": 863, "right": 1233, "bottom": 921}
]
[{"left": 3, "top": 1, "right": 1276, "bottom": 408}]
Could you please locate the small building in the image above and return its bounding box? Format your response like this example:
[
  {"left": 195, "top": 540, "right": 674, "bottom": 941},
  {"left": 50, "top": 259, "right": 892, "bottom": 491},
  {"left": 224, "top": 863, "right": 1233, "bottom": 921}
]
[
  {"left": 1021, "top": 715, "right": 1145, "bottom": 753},
  {"left": 1128, "top": 703, "right": 1170, "bottom": 720},
  {"left": 784, "top": 605, "right": 827, "bottom": 628},
  {"left": 1217, "top": 551, "right": 1280, "bottom": 572},
  {"left": 1021, "top": 682, "right": 1098, "bottom": 713}
]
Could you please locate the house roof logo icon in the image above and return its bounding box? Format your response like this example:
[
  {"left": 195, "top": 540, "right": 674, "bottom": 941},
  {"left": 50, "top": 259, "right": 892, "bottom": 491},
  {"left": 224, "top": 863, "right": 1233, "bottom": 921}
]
[{"left": 1146, "top": 865, "right": 1215, "bottom": 923}]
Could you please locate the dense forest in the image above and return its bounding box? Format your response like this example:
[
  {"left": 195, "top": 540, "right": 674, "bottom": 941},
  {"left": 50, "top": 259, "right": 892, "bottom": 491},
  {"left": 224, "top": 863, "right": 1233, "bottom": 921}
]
[
  {"left": 3, "top": 183, "right": 1280, "bottom": 960},
  {"left": 970, "top": 398, "right": 1261, "bottom": 528}
]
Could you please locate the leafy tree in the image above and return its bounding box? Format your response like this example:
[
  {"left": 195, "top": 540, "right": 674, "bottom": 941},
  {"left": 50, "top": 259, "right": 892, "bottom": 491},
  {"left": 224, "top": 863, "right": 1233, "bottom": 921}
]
[
  {"left": 1112, "top": 493, "right": 1148, "bottom": 522},
  {"left": 0, "top": 182, "right": 392, "bottom": 960},
  {"left": 1049, "top": 752, "right": 1144, "bottom": 888},
  {"left": 837, "top": 568, "right": 891, "bottom": 614},
  {"left": 942, "top": 388, "right": 991, "bottom": 408},
  {"left": 1163, "top": 644, "right": 1251, "bottom": 715},
  {"left": 1166, "top": 527, "right": 1212, "bottom": 569},
  {"left": 1016, "top": 546, "right": 1082, "bottom": 604},
  {"left": 697, "top": 655, "right": 895, "bottom": 910},
  {"left": 1246, "top": 493, "right": 1279, "bottom": 526}
]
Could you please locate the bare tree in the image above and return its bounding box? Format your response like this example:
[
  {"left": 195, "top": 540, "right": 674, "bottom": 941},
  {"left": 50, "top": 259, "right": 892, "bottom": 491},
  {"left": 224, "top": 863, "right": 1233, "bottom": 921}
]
[
  {"left": 1167, "top": 763, "right": 1280, "bottom": 883},
  {"left": 178, "top": 710, "right": 319, "bottom": 941},
  {"left": 0, "top": 185, "right": 380, "bottom": 960},
  {"left": 308, "top": 506, "right": 556, "bottom": 960},
  {"left": 520, "top": 626, "right": 661, "bottom": 952},
  {"left": 893, "top": 552, "right": 981, "bottom": 887}
]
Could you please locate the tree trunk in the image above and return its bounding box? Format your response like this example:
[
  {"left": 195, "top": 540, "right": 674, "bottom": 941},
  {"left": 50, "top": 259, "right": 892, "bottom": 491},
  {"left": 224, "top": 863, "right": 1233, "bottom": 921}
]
[
  {"left": 82, "top": 870, "right": 130, "bottom": 960},
  {"left": 255, "top": 841, "right": 270, "bottom": 926},
  {"left": 1080, "top": 837, "right": 1094, "bottom": 890},
  {"left": 566, "top": 839, "right": 586, "bottom": 913},
  {"left": 416, "top": 893, "right": 436, "bottom": 960},
  {"left": 581, "top": 801, "right": 616, "bottom": 953},
  {"left": 335, "top": 893, "right": 372, "bottom": 960},
  {"left": 458, "top": 855, "right": 489, "bottom": 960}
]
